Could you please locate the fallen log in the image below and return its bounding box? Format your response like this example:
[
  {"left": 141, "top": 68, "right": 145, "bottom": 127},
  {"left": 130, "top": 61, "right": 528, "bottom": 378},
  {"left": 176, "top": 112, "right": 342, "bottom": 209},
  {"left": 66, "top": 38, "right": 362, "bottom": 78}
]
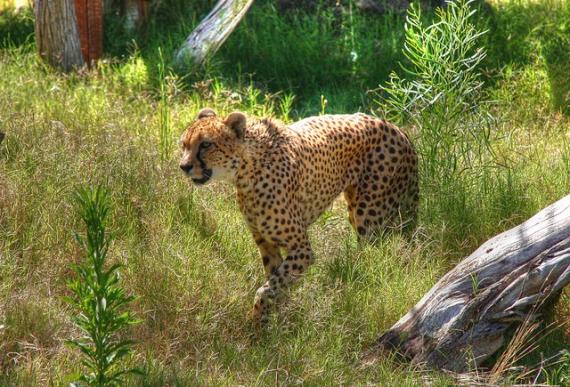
[
  {"left": 174, "top": 0, "right": 255, "bottom": 70},
  {"left": 371, "top": 194, "right": 570, "bottom": 372}
]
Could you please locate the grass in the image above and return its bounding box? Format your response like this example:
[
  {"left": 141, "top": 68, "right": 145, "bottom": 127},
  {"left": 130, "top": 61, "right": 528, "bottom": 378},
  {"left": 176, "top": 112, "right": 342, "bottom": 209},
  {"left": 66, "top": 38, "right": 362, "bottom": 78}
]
[{"left": 0, "top": 0, "right": 569, "bottom": 384}]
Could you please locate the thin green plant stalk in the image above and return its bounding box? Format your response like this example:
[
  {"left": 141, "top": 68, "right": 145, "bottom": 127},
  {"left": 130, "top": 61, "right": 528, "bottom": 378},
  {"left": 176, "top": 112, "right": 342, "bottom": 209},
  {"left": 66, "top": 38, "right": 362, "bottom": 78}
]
[
  {"left": 157, "top": 47, "right": 172, "bottom": 162},
  {"left": 279, "top": 93, "right": 295, "bottom": 122},
  {"left": 66, "top": 186, "right": 142, "bottom": 386}
]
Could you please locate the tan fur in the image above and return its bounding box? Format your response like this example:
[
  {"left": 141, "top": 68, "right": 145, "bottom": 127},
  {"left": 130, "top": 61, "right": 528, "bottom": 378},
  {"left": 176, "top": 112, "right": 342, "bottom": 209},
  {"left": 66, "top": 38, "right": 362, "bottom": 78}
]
[{"left": 180, "top": 109, "right": 418, "bottom": 324}]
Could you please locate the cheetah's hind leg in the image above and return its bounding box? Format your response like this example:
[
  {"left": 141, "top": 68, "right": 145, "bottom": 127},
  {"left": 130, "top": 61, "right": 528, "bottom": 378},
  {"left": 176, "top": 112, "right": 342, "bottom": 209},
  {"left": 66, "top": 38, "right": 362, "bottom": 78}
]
[{"left": 344, "top": 172, "right": 418, "bottom": 243}]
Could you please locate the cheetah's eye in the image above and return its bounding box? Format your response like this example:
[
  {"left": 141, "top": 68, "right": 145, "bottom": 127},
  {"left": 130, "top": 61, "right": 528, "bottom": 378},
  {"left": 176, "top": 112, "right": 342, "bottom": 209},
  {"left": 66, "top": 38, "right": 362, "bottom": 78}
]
[{"left": 200, "top": 141, "right": 213, "bottom": 149}]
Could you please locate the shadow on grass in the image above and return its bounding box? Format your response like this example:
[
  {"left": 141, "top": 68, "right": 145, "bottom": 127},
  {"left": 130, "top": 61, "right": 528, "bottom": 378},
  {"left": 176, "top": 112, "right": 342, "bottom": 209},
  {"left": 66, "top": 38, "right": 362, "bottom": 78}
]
[
  {"left": 481, "top": 0, "right": 570, "bottom": 114},
  {"left": 0, "top": 7, "right": 34, "bottom": 48},
  {"left": 126, "top": 0, "right": 570, "bottom": 116},
  {"left": 1, "top": 1, "right": 569, "bottom": 115},
  {"left": 106, "top": 1, "right": 409, "bottom": 115}
]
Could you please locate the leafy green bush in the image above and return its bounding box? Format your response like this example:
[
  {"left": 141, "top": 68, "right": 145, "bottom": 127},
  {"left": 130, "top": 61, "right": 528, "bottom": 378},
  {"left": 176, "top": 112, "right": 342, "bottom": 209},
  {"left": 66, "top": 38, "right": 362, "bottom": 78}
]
[
  {"left": 378, "top": 0, "right": 492, "bottom": 179},
  {"left": 66, "top": 186, "right": 141, "bottom": 386}
]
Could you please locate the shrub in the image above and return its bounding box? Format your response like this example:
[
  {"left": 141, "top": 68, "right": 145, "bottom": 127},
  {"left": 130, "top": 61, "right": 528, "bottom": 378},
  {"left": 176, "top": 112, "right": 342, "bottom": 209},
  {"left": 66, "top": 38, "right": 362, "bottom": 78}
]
[
  {"left": 377, "top": 0, "right": 492, "bottom": 180},
  {"left": 66, "top": 186, "right": 141, "bottom": 386}
]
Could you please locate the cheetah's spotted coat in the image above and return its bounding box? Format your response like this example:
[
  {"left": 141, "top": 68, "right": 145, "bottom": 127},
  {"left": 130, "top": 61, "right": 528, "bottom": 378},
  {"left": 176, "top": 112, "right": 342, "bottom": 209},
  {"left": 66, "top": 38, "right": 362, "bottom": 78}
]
[{"left": 179, "top": 108, "right": 418, "bottom": 324}]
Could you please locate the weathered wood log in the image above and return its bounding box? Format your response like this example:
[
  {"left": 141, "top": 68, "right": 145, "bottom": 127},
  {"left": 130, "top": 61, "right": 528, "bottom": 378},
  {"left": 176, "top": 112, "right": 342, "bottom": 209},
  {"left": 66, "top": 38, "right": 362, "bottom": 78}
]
[
  {"left": 174, "top": 0, "right": 255, "bottom": 70},
  {"left": 34, "top": 0, "right": 84, "bottom": 72},
  {"left": 371, "top": 194, "right": 570, "bottom": 372}
]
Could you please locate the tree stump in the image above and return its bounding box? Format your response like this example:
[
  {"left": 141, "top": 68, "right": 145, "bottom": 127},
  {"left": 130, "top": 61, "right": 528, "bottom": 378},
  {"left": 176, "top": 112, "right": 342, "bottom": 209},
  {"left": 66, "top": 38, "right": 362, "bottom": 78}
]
[
  {"left": 371, "top": 194, "right": 570, "bottom": 372},
  {"left": 174, "top": 0, "right": 255, "bottom": 70}
]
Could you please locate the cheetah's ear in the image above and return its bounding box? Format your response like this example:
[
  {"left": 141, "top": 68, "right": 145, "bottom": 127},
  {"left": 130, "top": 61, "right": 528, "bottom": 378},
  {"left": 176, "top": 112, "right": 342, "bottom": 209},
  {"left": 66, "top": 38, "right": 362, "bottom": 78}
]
[
  {"left": 197, "top": 108, "right": 216, "bottom": 119},
  {"left": 224, "top": 111, "right": 246, "bottom": 140}
]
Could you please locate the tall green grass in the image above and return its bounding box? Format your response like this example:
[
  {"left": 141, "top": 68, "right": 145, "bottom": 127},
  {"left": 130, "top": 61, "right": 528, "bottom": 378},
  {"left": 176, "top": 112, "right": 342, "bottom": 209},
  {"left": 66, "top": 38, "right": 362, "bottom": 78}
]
[
  {"left": 99, "top": 0, "right": 408, "bottom": 113},
  {"left": 0, "top": 0, "right": 569, "bottom": 385},
  {"left": 156, "top": 48, "right": 173, "bottom": 162}
]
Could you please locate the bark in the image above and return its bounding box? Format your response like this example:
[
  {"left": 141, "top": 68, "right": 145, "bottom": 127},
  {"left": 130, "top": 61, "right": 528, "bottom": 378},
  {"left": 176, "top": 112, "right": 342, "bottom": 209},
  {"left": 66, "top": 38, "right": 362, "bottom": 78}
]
[
  {"left": 371, "top": 194, "right": 570, "bottom": 372},
  {"left": 34, "top": 0, "right": 84, "bottom": 72},
  {"left": 174, "top": 0, "right": 255, "bottom": 70},
  {"left": 75, "top": 0, "right": 104, "bottom": 65}
]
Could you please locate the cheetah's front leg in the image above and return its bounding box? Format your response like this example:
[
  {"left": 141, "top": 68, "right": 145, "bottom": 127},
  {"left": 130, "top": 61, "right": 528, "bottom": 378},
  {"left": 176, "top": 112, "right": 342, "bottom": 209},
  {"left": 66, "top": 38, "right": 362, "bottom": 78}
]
[
  {"left": 253, "top": 234, "right": 283, "bottom": 279},
  {"left": 252, "top": 233, "right": 314, "bottom": 325}
]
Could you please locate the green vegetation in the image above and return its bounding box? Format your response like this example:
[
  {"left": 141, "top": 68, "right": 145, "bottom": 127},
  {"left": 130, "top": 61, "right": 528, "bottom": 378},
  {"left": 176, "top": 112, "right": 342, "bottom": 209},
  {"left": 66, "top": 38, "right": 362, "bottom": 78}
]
[
  {"left": 67, "top": 187, "right": 140, "bottom": 386},
  {"left": 380, "top": 0, "right": 491, "bottom": 179},
  {"left": 0, "top": 0, "right": 569, "bottom": 385}
]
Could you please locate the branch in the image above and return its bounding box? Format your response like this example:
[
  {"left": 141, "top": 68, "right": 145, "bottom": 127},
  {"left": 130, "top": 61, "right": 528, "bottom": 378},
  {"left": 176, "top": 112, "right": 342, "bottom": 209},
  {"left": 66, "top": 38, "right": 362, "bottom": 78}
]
[{"left": 174, "top": 0, "right": 255, "bottom": 70}]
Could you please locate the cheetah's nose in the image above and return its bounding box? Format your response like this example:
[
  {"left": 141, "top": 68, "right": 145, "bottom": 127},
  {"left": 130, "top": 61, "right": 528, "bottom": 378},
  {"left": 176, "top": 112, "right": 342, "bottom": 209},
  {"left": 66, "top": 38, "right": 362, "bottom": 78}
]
[{"left": 180, "top": 164, "right": 193, "bottom": 174}]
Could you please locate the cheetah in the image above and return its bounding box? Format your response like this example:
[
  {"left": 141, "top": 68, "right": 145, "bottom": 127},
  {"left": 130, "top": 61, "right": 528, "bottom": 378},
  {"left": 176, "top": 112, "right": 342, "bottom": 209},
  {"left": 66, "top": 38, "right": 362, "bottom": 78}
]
[{"left": 179, "top": 108, "right": 418, "bottom": 325}]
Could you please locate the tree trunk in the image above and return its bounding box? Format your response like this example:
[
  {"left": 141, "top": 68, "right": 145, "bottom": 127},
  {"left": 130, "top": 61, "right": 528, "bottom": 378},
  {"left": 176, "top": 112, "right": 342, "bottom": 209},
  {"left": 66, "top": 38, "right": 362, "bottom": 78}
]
[
  {"left": 34, "top": 0, "right": 84, "bottom": 72},
  {"left": 174, "top": 0, "right": 255, "bottom": 70},
  {"left": 370, "top": 194, "right": 570, "bottom": 372},
  {"left": 74, "top": 0, "right": 104, "bottom": 65}
]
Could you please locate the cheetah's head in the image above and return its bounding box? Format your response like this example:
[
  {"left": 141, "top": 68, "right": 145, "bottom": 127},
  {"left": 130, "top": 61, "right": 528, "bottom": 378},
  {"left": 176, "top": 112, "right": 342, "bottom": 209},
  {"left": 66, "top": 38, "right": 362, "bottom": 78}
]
[{"left": 179, "top": 108, "right": 246, "bottom": 185}]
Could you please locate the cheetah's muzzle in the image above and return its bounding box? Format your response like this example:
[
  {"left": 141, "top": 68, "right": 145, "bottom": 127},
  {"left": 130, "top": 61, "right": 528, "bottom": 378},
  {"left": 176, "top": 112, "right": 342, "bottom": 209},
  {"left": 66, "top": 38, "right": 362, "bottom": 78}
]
[{"left": 191, "top": 168, "right": 212, "bottom": 185}]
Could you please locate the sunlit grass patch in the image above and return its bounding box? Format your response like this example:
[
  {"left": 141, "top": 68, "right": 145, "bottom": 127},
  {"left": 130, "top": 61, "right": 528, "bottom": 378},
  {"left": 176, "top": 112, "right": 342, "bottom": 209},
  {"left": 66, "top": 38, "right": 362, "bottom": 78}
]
[{"left": 0, "top": 0, "right": 569, "bottom": 384}]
